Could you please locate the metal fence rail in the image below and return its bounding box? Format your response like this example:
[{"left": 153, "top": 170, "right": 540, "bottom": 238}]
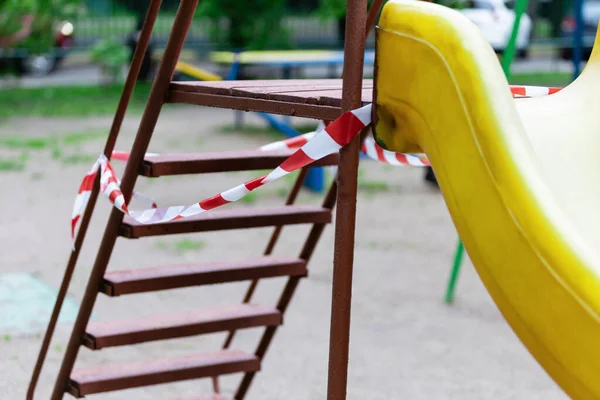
[{"left": 71, "top": 14, "right": 361, "bottom": 54}]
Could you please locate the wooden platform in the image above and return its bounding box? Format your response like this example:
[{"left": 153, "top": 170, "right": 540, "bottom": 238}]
[
  {"left": 101, "top": 256, "right": 307, "bottom": 296},
  {"left": 119, "top": 206, "right": 332, "bottom": 238},
  {"left": 84, "top": 304, "right": 281, "bottom": 349},
  {"left": 68, "top": 351, "right": 259, "bottom": 397},
  {"left": 168, "top": 79, "right": 374, "bottom": 120},
  {"left": 140, "top": 150, "right": 338, "bottom": 177}
]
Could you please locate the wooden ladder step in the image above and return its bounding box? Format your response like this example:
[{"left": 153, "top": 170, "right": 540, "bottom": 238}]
[
  {"left": 140, "top": 150, "right": 338, "bottom": 177},
  {"left": 167, "top": 79, "right": 373, "bottom": 120},
  {"left": 101, "top": 256, "right": 307, "bottom": 296},
  {"left": 119, "top": 206, "right": 332, "bottom": 238},
  {"left": 67, "top": 350, "right": 259, "bottom": 397},
  {"left": 83, "top": 304, "right": 282, "bottom": 349}
]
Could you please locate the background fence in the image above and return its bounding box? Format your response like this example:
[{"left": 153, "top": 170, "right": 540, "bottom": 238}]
[
  {"left": 70, "top": 0, "right": 591, "bottom": 59},
  {"left": 71, "top": 0, "right": 355, "bottom": 56},
  {"left": 71, "top": 15, "right": 354, "bottom": 54}
]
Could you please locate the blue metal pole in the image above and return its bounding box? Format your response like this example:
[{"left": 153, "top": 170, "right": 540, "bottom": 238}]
[{"left": 257, "top": 112, "right": 325, "bottom": 192}]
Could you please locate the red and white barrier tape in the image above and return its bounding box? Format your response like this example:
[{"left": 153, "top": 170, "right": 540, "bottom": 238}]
[
  {"left": 256, "top": 85, "right": 559, "bottom": 166},
  {"left": 111, "top": 150, "right": 159, "bottom": 162},
  {"left": 510, "top": 85, "right": 561, "bottom": 98},
  {"left": 71, "top": 105, "right": 372, "bottom": 246},
  {"left": 71, "top": 84, "right": 562, "bottom": 247}
]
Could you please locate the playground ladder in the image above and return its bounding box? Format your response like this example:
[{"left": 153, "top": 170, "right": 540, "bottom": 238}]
[{"left": 28, "top": 0, "right": 374, "bottom": 398}]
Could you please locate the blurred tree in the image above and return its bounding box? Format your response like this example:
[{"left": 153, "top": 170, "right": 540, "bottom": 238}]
[
  {"left": 0, "top": 0, "right": 82, "bottom": 52},
  {"left": 316, "top": 0, "right": 376, "bottom": 44},
  {"left": 431, "top": 0, "right": 468, "bottom": 9},
  {"left": 113, "top": 0, "right": 179, "bottom": 80},
  {"left": 198, "top": 0, "right": 291, "bottom": 50},
  {"left": 90, "top": 36, "right": 130, "bottom": 84},
  {"left": 287, "top": 0, "right": 320, "bottom": 13}
]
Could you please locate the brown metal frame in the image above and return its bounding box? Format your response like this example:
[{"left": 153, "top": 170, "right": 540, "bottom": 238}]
[
  {"left": 48, "top": 1, "right": 201, "bottom": 398},
  {"left": 326, "top": 1, "right": 379, "bottom": 399},
  {"left": 29, "top": 0, "right": 383, "bottom": 397},
  {"left": 26, "top": 2, "right": 164, "bottom": 398}
]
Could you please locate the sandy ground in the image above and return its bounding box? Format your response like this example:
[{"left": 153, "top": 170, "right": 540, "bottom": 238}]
[{"left": 0, "top": 106, "right": 567, "bottom": 399}]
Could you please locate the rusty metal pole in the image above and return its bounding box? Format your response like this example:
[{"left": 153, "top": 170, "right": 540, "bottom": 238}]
[
  {"left": 326, "top": 0, "right": 367, "bottom": 398},
  {"left": 215, "top": 167, "right": 309, "bottom": 392},
  {"left": 48, "top": 1, "right": 199, "bottom": 398},
  {"left": 366, "top": 0, "right": 384, "bottom": 36},
  {"left": 26, "top": 2, "right": 163, "bottom": 399},
  {"left": 235, "top": 180, "right": 339, "bottom": 400}
]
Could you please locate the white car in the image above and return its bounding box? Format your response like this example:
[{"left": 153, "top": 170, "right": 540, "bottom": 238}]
[{"left": 458, "top": 0, "right": 532, "bottom": 57}]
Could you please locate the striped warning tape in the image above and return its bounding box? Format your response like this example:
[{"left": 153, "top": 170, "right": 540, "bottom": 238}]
[
  {"left": 71, "top": 84, "right": 562, "bottom": 247},
  {"left": 71, "top": 105, "right": 372, "bottom": 246},
  {"left": 510, "top": 85, "right": 562, "bottom": 98}
]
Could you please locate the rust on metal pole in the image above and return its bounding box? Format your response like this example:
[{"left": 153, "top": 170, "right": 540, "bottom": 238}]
[
  {"left": 222, "top": 167, "right": 309, "bottom": 344},
  {"left": 243, "top": 167, "right": 310, "bottom": 304},
  {"left": 102, "top": 4, "right": 163, "bottom": 156},
  {"left": 26, "top": 177, "right": 99, "bottom": 400},
  {"left": 26, "top": 2, "right": 163, "bottom": 399},
  {"left": 48, "top": 2, "right": 199, "bottom": 399},
  {"left": 327, "top": 0, "right": 367, "bottom": 399},
  {"left": 235, "top": 180, "right": 338, "bottom": 400},
  {"left": 365, "top": 0, "right": 385, "bottom": 37},
  {"left": 216, "top": 167, "right": 309, "bottom": 393},
  {"left": 263, "top": 167, "right": 310, "bottom": 255}
]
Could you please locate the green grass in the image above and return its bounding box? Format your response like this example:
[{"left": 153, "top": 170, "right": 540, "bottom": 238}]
[
  {"left": 63, "top": 130, "right": 108, "bottom": 146},
  {"left": 356, "top": 167, "right": 390, "bottom": 196},
  {"left": 174, "top": 238, "right": 206, "bottom": 252},
  {"left": 0, "top": 129, "right": 107, "bottom": 172},
  {"left": 0, "top": 84, "right": 152, "bottom": 118},
  {"left": 166, "top": 139, "right": 184, "bottom": 148},
  {"left": 154, "top": 238, "right": 206, "bottom": 253},
  {"left": 0, "top": 137, "right": 55, "bottom": 150},
  {"left": 509, "top": 72, "right": 572, "bottom": 87},
  {"left": 0, "top": 160, "right": 25, "bottom": 172},
  {"left": 0, "top": 130, "right": 104, "bottom": 150},
  {"left": 276, "top": 187, "right": 289, "bottom": 198},
  {"left": 0, "top": 152, "right": 28, "bottom": 172},
  {"left": 239, "top": 191, "right": 259, "bottom": 204},
  {"left": 60, "top": 154, "right": 98, "bottom": 165},
  {"left": 358, "top": 179, "right": 390, "bottom": 194}
]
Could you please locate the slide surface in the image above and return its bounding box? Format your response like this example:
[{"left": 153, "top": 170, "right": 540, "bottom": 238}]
[{"left": 372, "top": 1, "right": 600, "bottom": 399}]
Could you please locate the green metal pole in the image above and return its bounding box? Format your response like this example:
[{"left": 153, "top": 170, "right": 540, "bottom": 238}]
[
  {"left": 444, "top": 0, "right": 528, "bottom": 304},
  {"left": 444, "top": 239, "right": 464, "bottom": 304},
  {"left": 501, "top": 0, "right": 528, "bottom": 78}
]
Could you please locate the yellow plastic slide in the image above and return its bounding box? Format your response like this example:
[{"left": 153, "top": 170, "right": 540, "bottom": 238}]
[{"left": 372, "top": 1, "right": 600, "bottom": 398}]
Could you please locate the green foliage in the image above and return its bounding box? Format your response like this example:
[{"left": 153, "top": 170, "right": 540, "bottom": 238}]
[
  {"left": 154, "top": 238, "right": 206, "bottom": 253},
  {"left": 433, "top": 0, "right": 469, "bottom": 9},
  {"left": 198, "top": 0, "right": 291, "bottom": 50},
  {"left": 314, "top": 0, "right": 466, "bottom": 21},
  {"left": 0, "top": 0, "right": 84, "bottom": 54},
  {"left": 0, "top": 83, "right": 152, "bottom": 118},
  {"left": 316, "top": 0, "right": 375, "bottom": 18},
  {"left": 114, "top": 0, "right": 180, "bottom": 14},
  {"left": 90, "top": 37, "right": 130, "bottom": 84},
  {"left": 316, "top": 0, "right": 347, "bottom": 18}
]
